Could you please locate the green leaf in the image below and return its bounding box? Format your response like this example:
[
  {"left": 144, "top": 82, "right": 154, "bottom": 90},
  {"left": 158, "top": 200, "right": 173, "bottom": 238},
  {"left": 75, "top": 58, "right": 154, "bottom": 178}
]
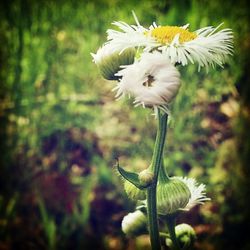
[{"left": 116, "top": 162, "right": 147, "bottom": 189}]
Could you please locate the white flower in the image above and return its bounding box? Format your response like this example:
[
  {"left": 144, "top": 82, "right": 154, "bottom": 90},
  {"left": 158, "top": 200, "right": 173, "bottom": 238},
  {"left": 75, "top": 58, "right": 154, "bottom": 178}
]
[
  {"left": 114, "top": 52, "right": 181, "bottom": 113},
  {"left": 106, "top": 15, "right": 233, "bottom": 69},
  {"left": 175, "top": 176, "right": 211, "bottom": 211}
]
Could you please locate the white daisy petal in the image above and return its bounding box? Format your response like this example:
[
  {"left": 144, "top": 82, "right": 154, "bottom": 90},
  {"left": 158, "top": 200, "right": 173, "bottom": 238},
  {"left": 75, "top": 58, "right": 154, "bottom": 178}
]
[
  {"left": 105, "top": 15, "right": 233, "bottom": 69},
  {"left": 174, "top": 176, "right": 211, "bottom": 211},
  {"left": 182, "top": 23, "right": 190, "bottom": 30}
]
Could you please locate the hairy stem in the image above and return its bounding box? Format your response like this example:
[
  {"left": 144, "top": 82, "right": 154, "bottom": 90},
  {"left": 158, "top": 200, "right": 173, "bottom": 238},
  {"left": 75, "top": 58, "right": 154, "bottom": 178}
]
[{"left": 147, "top": 109, "right": 168, "bottom": 250}]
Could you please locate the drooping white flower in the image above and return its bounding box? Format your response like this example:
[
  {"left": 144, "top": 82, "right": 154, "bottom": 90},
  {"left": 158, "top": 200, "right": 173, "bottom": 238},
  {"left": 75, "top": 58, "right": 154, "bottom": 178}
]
[
  {"left": 114, "top": 51, "right": 181, "bottom": 113},
  {"left": 106, "top": 15, "right": 233, "bottom": 69},
  {"left": 175, "top": 176, "right": 211, "bottom": 211}
]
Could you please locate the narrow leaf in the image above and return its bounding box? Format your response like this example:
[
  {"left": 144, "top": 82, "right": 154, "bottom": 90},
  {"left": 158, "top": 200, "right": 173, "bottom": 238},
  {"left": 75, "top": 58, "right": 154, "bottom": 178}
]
[{"left": 116, "top": 162, "right": 147, "bottom": 189}]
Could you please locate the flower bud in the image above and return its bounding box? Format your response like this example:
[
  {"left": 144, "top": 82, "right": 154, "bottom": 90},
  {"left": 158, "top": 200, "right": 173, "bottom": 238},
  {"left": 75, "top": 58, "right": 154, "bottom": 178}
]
[
  {"left": 138, "top": 169, "right": 154, "bottom": 187},
  {"left": 157, "top": 179, "right": 191, "bottom": 215},
  {"left": 121, "top": 210, "right": 147, "bottom": 236},
  {"left": 166, "top": 223, "right": 196, "bottom": 249},
  {"left": 124, "top": 180, "right": 146, "bottom": 201},
  {"left": 91, "top": 45, "right": 135, "bottom": 80}
]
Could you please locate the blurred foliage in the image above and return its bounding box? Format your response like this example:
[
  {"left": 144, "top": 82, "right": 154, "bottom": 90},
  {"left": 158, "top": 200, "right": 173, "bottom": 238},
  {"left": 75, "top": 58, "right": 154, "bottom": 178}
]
[{"left": 0, "top": 0, "right": 250, "bottom": 249}]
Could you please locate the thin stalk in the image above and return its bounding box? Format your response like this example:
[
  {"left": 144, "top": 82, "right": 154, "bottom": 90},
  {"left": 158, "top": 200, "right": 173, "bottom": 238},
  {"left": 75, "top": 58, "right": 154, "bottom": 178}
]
[
  {"left": 147, "top": 184, "right": 161, "bottom": 250},
  {"left": 147, "top": 109, "right": 168, "bottom": 250},
  {"left": 159, "top": 232, "right": 169, "bottom": 238},
  {"left": 166, "top": 216, "right": 181, "bottom": 250},
  {"left": 149, "top": 110, "right": 168, "bottom": 176}
]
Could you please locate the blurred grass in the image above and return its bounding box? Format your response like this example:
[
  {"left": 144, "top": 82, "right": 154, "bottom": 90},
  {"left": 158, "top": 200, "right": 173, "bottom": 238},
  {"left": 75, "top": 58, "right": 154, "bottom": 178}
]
[{"left": 0, "top": 0, "right": 250, "bottom": 249}]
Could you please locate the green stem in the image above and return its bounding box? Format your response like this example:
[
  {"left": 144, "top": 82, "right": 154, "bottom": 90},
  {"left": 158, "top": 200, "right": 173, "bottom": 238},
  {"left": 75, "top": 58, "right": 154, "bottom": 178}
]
[
  {"left": 147, "top": 185, "right": 161, "bottom": 250},
  {"left": 149, "top": 110, "right": 168, "bottom": 176},
  {"left": 159, "top": 232, "right": 169, "bottom": 238},
  {"left": 147, "top": 109, "right": 168, "bottom": 250},
  {"left": 166, "top": 216, "right": 181, "bottom": 250},
  {"left": 158, "top": 159, "right": 170, "bottom": 183}
]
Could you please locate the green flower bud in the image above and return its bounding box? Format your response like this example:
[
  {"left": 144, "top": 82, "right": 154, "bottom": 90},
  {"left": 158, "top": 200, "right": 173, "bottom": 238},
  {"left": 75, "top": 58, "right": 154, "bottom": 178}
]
[
  {"left": 138, "top": 169, "right": 154, "bottom": 187},
  {"left": 157, "top": 179, "right": 191, "bottom": 215},
  {"left": 124, "top": 180, "right": 146, "bottom": 201},
  {"left": 92, "top": 46, "right": 135, "bottom": 80},
  {"left": 166, "top": 223, "right": 196, "bottom": 250},
  {"left": 121, "top": 210, "right": 147, "bottom": 237}
]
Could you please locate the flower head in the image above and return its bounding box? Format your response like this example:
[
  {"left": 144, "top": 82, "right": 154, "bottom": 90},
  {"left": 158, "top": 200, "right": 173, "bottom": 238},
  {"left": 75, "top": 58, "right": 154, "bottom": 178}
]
[
  {"left": 91, "top": 44, "right": 119, "bottom": 64},
  {"left": 106, "top": 15, "right": 233, "bottom": 69},
  {"left": 91, "top": 44, "right": 135, "bottom": 80},
  {"left": 114, "top": 51, "right": 181, "bottom": 113},
  {"left": 155, "top": 176, "right": 210, "bottom": 215},
  {"left": 124, "top": 180, "right": 146, "bottom": 201},
  {"left": 157, "top": 178, "right": 191, "bottom": 215}
]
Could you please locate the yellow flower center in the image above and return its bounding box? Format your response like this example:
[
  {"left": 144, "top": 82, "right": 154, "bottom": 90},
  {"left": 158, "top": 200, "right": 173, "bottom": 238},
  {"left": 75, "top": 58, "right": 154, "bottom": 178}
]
[{"left": 149, "top": 26, "right": 197, "bottom": 44}]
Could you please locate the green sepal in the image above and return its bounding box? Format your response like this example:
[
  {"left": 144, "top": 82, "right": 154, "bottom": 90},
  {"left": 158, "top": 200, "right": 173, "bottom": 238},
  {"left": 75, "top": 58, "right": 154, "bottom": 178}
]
[{"left": 116, "top": 162, "right": 147, "bottom": 189}]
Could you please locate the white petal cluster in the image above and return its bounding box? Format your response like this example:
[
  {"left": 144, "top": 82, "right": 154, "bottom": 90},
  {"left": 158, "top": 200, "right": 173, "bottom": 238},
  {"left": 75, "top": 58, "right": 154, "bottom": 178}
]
[
  {"left": 107, "top": 21, "right": 158, "bottom": 53},
  {"left": 106, "top": 18, "right": 233, "bottom": 69},
  {"left": 159, "top": 25, "right": 233, "bottom": 69},
  {"left": 114, "top": 52, "right": 181, "bottom": 113},
  {"left": 175, "top": 176, "right": 211, "bottom": 211}
]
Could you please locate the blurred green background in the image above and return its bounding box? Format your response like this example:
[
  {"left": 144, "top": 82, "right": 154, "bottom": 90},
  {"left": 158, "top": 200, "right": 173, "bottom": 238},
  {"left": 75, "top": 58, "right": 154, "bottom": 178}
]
[{"left": 0, "top": 0, "right": 250, "bottom": 249}]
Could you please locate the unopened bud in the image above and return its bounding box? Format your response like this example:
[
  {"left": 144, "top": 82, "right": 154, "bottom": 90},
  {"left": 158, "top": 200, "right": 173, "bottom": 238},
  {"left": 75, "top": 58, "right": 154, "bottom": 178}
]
[
  {"left": 124, "top": 180, "right": 146, "bottom": 201},
  {"left": 166, "top": 223, "right": 196, "bottom": 249},
  {"left": 139, "top": 169, "right": 154, "bottom": 187},
  {"left": 157, "top": 179, "right": 191, "bottom": 215},
  {"left": 121, "top": 210, "right": 147, "bottom": 236},
  {"left": 91, "top": 45, "right": 135, "bottom": 80}
]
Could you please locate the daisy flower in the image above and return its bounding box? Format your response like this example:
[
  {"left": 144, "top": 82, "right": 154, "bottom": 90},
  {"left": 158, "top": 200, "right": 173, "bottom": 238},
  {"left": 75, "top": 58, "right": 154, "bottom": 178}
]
[
  {"left": 106, "top": 14, "right": 233, "bottom": 69},
  {"left": 114, "top": 51, "right": 181, "bottom": 114}
]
